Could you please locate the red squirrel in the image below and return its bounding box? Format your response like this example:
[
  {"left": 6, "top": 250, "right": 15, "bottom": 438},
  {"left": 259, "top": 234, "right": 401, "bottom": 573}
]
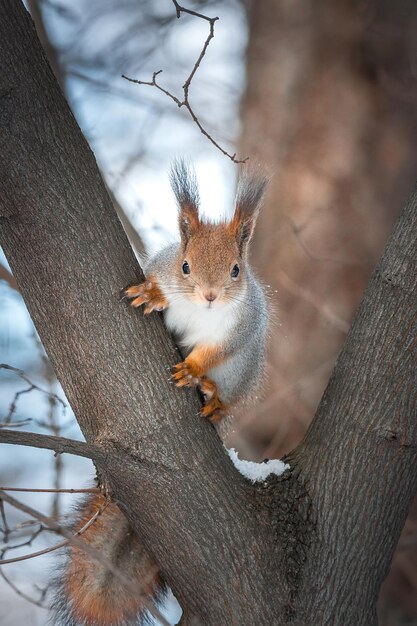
[
  {"left": 126, "top": 160, "right": 269, "bottom": 421},
  {"left": 52, "top": 161, "right": 269, "bottom": 625}
]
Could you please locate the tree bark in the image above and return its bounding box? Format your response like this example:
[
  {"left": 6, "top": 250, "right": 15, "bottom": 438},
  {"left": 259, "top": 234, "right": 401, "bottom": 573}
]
[{"left": 1, "top": 2, "right": 417, "bottom": 624}]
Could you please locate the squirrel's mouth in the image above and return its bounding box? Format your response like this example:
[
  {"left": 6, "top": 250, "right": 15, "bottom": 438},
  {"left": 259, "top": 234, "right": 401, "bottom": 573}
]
[
  {"left": 194, "top": 297, "right": 223, "bottom": 310},
  {"left": 192, "top": 289, "right": 225, "bottom": 309}
]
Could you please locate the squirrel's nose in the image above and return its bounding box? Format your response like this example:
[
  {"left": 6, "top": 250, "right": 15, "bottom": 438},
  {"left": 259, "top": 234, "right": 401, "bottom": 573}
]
[{"left": 204, "top": 291, "right": 217, "bottom": 302}]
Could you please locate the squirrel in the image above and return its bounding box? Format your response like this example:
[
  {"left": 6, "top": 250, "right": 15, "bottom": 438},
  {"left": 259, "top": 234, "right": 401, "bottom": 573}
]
[
  {"left": 52, "top": 161, "right": 269, "bottom": 626},
  {"left": 125, "top": 160, "right": 269, "bottom": 421}
]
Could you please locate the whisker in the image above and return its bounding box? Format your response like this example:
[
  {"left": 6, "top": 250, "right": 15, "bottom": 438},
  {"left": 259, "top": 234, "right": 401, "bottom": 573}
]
[{"left": 222, "top": 293, "right": 270, "bottom": 322}]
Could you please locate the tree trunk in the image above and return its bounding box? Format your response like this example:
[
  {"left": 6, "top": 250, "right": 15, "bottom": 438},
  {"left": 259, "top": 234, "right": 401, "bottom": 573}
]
[
  {"left": 238, "top": 0, "right": 417, "bottom": 458},
  {"left": 1, "top": 2, "right": 417, "bottom": 624}
]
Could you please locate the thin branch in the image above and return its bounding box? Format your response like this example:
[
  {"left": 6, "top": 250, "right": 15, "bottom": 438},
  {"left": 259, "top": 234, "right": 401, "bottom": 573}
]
[
  {"left": 42, "top": 351, "right": 64, "bottom": 519},
  {"left": 0, "top": 568, "right": 49, "bottom": 609},
  {"left": 105, "top": 182, "right": 146, "bottom": 257},
  {"left": 0, "top": 428, "right": 103, "bottom": 461},
  {"left": 122, "top": 1, "right": 248, "bottom": 164},
  {"left": 0, "top": 487, "right": 101, "bottom": 494},
  {"left": 1, "top": 526, "right": 44, "bottom": 553},
  {"left": 0, "top": 500, "right": 10, "bottom": 542},
  {"left": 0, "top": 418, "right": 32, "bottom": 428},
  {"left": 0, "top": 363, "right": 66, "bottom": 425},
  {"left": 0, "top": 495, "right": 110, "bottom": 565}
]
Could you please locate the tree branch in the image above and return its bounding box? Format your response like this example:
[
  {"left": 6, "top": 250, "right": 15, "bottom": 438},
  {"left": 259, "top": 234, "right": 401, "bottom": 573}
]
[
  {"left": 122, "top": 0, "right": 248, "bottom": 164},
  {"left": 0, "top": 493, "right": 109, "bottom": 565},
  {"left": 0, "top": 363, "right": 67, "bottom": 426},
  {"left": 0, "top": 429, "right": 102, "bottom": 461},
  {"left": 288, "top": 186, "right": 417, "bottom": 625}
]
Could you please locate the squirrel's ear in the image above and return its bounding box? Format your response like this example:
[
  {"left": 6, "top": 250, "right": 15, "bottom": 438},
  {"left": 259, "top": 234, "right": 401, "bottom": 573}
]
[
  {"left": 170, "top": 159, "right": 200, "bottom": 246},
  {"left": 231, "top": 168, "right": 268, "bottom": 255}
]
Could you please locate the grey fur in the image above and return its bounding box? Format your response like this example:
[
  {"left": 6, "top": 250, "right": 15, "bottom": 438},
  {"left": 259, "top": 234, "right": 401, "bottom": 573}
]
[
  {"left": 235, "top": 167, "right": 269, "bottom": 219},
  {"left": 169, "top": 159, "right": 200, "bottom": 211}
]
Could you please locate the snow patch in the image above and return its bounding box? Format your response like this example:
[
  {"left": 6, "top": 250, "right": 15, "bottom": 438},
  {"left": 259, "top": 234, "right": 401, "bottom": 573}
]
[{"left": 227, "top": 448, "right": 289, "bottom": 483}]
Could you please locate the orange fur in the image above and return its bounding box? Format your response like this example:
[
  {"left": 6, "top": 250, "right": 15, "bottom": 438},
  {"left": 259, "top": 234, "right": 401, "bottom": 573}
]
[
  {"left": 171, "top": 344, "right": 224, "bottom": 386},
  {"left": 175, "top": 223, "right": 242, "bottom": 303},
  {"left": 125, "top": 276, "right": 168, "bottom": 314},
  {"left": 180, "top": 201, "right": 200, "bottom": 232},
  {"left": 64, "top": 494, "right": 160, "bottom": 626},
  {"left": 199, "top": 377, "right": 226, "bottom": 421},
  {"left": 171, "top": 346, "right": 227, "bottom": 420}
]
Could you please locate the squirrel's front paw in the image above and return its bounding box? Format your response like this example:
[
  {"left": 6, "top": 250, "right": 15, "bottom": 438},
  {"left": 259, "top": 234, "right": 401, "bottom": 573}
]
[
  {"left": 124, "top": 280, "right": 168, "bottom": 315},
  {"left": 199, "top": 378, "right": 226, "bottom": 422},
  {"left": 171, "top": 361, "right": 201, "bottom": 388}
]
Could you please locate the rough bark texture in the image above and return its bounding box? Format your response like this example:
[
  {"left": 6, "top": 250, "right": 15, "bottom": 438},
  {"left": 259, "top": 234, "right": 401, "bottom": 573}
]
[
  {"left": 237, "top": 0, "right": 417, "bottom": 458},
  {"left": 1, "top": 2, "right": 417, "bottom": 624},
  {"left": 291, "top": 187, "right": 417, "bottom": 624}
]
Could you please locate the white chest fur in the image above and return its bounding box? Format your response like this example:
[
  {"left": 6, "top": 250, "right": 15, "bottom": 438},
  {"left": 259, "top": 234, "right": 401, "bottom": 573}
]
[{"left": 163, "top": 292, "right": 239, "bottom": 351}]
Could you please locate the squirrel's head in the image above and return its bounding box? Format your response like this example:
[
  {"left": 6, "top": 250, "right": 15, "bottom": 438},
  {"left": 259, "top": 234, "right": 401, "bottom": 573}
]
[{"left": 170, "top": 160, "right": 268, "bottom": 309}]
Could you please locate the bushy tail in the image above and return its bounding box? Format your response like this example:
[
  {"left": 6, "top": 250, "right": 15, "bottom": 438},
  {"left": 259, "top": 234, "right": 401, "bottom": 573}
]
[{"left": 51, "top": 494, "right": 164, "bottom": 626}]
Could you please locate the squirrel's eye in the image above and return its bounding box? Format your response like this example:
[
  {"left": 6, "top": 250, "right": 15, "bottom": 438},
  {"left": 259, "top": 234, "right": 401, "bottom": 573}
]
[
  {"left": 231, "top": 264, "right": 240, "bottom": 279},
  {"left": 182, "top": 260, "right": 191, "bottom": 275}
]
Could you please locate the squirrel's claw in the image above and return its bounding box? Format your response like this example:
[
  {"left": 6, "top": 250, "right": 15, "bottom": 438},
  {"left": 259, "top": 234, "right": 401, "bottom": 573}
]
[
  {"left": 172, "top": 368, "right": 227, "bottom": 421},
  {"left": 200, "top": 396, "right": 225, "bottom": 422},
  {"left": 198, "top": 378, "right": 226, "bottom": 421},
  {"left": 131, "top": 294, "right": 149, "bottom": 308},
  {"left": 124, "top": 280, "right": 168, "bottom": 314},
  {"left": 124, "top": 283, "right": 148, "bottom": 298},
  {"left": 171, "top": 361, "right": 200, "bottom": 387}
]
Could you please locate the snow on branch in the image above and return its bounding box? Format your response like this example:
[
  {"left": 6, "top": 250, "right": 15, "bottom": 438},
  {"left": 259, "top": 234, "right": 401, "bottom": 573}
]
[{"left": 227, "top": 448, "right": 289, "bottom": 483}]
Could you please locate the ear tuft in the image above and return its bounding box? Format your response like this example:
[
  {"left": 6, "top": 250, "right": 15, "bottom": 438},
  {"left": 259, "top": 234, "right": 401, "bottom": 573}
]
[
  {"left": 232, "top": 166, "right": 269, "bottom": 254},
  {"left": 170, "top": 159, "right": 200, "bottom": 244}
]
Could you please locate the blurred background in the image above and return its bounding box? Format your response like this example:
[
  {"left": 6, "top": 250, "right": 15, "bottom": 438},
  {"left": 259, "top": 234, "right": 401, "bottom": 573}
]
[{"left": 1, "top": 0, "right": 417, "bottom": 624}]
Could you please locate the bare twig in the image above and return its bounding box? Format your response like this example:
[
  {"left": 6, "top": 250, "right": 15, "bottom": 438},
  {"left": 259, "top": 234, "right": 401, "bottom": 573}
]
[
  {"left": 41, "top": 352, "right": 64, "bottom": 518},
  {"left": 0, "top": 363, "right": 66, "bottom": 426},
  {"left": 1, "top": 526, "right": 44, "bottom": 559},
  {"left": 0, "top": 568, "right": 49, "bottom": 609},
  {"left": 105, "top": 182, "right": 146, "bottom": 257},
  {"left": 0, "top": 487, "right": 101, "bottom": 494},
  {"left": 0, "top": 428, "right": 103, "bottom": 461},
  {"left": 0, "top": 495, "right": 110, "bottom": 565},
  {"left": 0, "top": 418, "right": 32, "bottom": 428},
  {"left": 0, "top": 526, "right": 44, "bottom": 553},
  {"left": 0, "top": 500, "right": 10, "bottom": 542},
  {"left": 122, "top": 0, "right": 248, "bottom": 164}
]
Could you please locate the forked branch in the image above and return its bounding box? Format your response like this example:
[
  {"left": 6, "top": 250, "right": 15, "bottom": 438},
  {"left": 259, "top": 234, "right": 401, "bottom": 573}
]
[{"left": 122, "top": 0, "right": 248, "bottom": 164}]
